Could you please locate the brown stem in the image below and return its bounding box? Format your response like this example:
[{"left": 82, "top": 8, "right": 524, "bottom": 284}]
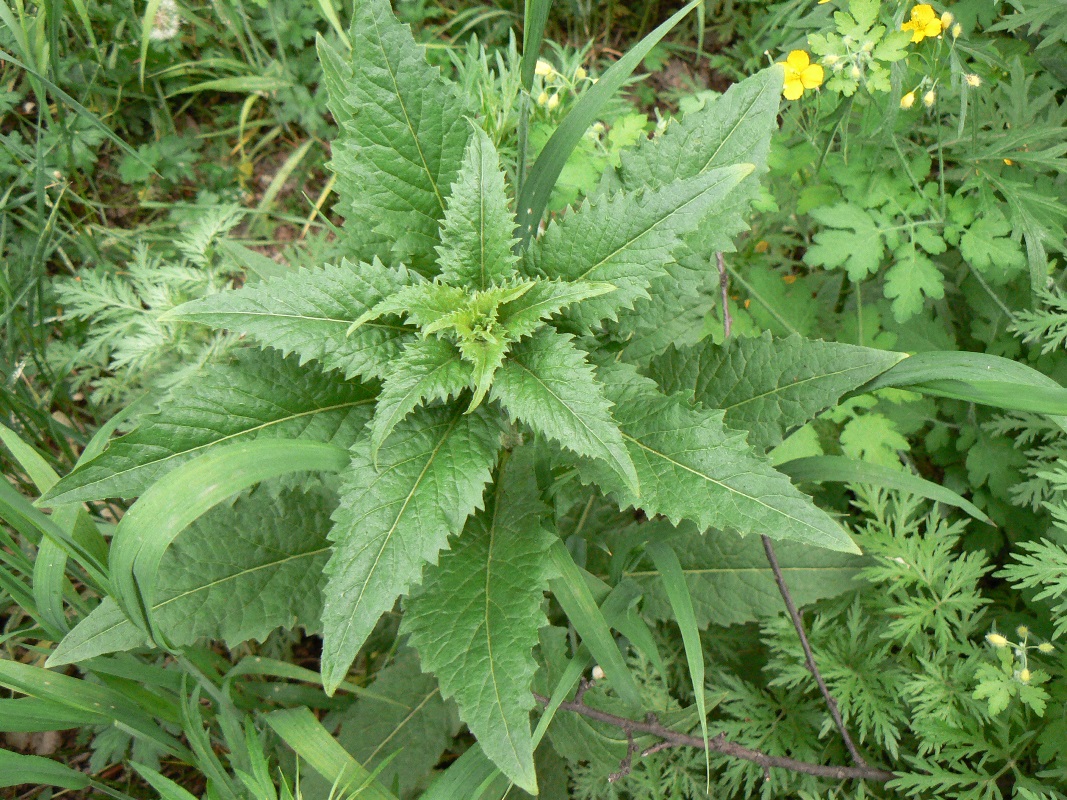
[
  {"left": 534, "top": 693, "right": 895, "bottom": 783},
  {"left": 761, "top": 534, "right": 869, "bottom": 768},
  {"left": 716, "top": 251, "right": 732, "bottom": 340}
]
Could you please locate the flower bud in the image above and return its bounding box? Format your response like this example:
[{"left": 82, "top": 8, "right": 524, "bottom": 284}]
[
  {"left": 986, "top": 633, "right": 1009, "bottom": 647},
  {"left": 1017, "top": 625, "right": 1030, "bottom": 638},
  {"left": 900, "top": 91, "right": 916, "bottom": 109},
  {"left": 1038, "top": 642, "right": 1055, "bottom": 654},
  {"left": 964, "top": 73, "right": 981, "bottom": 87},
  {"left": 824, "top": 54, "right": 840, "bottom": 66},
  {"left": 546, "top": 93, "right": 560, "bottom": 111},
  {"left": 575, "top": 66, "right": 587, "bottom": 80},
  {"left": 536, "top": 90, "right": 549, "bottom": 106},
  {"left": 951, "top": 23, "right": 961, "bottom": 38},
  {"left": 535, "top": 59, "right": 554, "bottom": 78},
  {"left": 1019, "top": 668, "right": 1031, "bottom": 683},
  {"left": 940, "top": 10, "right": 954, "bottom": 27},
  {"left": 922, "top": 88, "right": 936, "bottom": 107},
  {"left": 591, "top": 665, "right": 606, "bottom": 681},
  {"left": 850, "top": 65, "right": 862, "bottom": 79}
]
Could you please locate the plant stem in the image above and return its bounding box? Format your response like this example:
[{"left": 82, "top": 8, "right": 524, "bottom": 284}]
[
  {"left": 533, "top": 693, "right": 896, "bottom": 782},
  {"left": 760, "top": 534, "right": 869, "bottom": 769}
]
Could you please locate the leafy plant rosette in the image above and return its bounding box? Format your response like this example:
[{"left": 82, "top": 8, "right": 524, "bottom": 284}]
[{"left": 33, "top": 0, "right": 1067, "bottom": 792}]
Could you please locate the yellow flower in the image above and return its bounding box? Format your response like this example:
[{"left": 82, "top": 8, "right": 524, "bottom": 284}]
[
  {"left": 964, "top": 73, "right": 981, "bottom": 87},
  {"left": 901, "top": 4, "right": 943, "bottom": 43},
  {"left": 923, "top": 88, "right": 937, "bottom": 107},
  {"left": 781, "top": 50, "right": 824, "bottom": 100},
  {"left": 900, "top": 91, "right": 917, "bottom": 109},
  {"left": 986, "top": 633, "right": 1009, "bottom": 648}
]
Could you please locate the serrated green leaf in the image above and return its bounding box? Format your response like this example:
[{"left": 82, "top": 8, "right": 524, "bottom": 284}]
[
  {"left": 491, "top": 329, "right": 639, "bottom": 496},
  {"left": 618, "top": 520, "right": 867, "bottom": 627},
  {"left": 169, "top": 259, "right": 416, "bottom": 381},
  {"left": 47, "top": 488, "right": 334, "bottom": 667},
  {"left": 371, "top": 337, "right": 472, "bottom": 457},
  {"left": 403, "top": 450, "right": 555, "bottom": 793},
  {"left": 321, "top": 403, "right": 502, "bottom": 694},
  {"left": 884, "top": 247, "right": 945, "bottom": 322},
  {"left": 649, "top": 333, "right": 905, "bottom": 452},
  {"left": 575, "top": 365, "right": 859, "bottom": 552},
  {"left": 42, "top": 349, "right": 375, "bottom": 506},
  {"left": 334, "top": 649, "right": 461, "bottom": 798},
  {"left": 497, "top": 279, "right": 616, "bottom": 341},
  {"left": 526, "top": 166, "right": 753, "bottom": 329},
  {"left": 437, "top": 128, "right": 519, "bottom": 289},
  {"left": 332, "top": 0, "right": 472, "bottom": 270}
]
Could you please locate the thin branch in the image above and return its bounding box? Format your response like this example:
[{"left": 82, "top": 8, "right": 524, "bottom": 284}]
[
  {"left": 716, "top": 251, "right": 732, "bottom": 339},
  {"left": 534, "top": 693, "right": 895, "bottom": 783},
  {"left": 761, "top": 534, "right": 868, "bottom": 768}
]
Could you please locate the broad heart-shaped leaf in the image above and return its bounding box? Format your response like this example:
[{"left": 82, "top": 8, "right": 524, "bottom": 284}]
[
  {"left": 524, "top": 165, "right": 753, "bottom": 331},
  {"left": 169, "top": 259, "right": 417, "bottom": 381},
  {"left": 573, "top": 365, "right": 859, "bottom": 553},
  {"left": 42, "top": 349, "right": 375, "bottom": 506},
  {"left": 616, "top": 65, "right": 782, "bottom": 255},
  {"left": 332, "top": 648, "right": 461, "bottom": 799},
  {"left": 321, "top": 403, "right": 502, "bottom": 694},
  {"left": 490, "top": 329, "right": 639, "bottom": 497},
  {"left": 331, "top": 0, "right": 472, "bottom": 271},
  {"left": 648, "top": 333, "right": 906, "bottom": 452},
  {"left": 371, "top": 337, "right": 473, "bottom": 457},
  {"left": 609, "top": 519, "right": 867, "bottom": 628},
  {"left": 437, "top": 128, "right": 518, "bottom": 289},
  {"left": 47, "top": 488, "right": 333, "bottom": 666},
  {"left": 402, "top": 449, "right": 555, "bottom": 794}
]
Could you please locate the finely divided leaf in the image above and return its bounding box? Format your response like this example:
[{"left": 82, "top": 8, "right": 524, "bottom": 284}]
[
  {"left": 525, "top": 166, "right": 752, "bottom": 330},
  {"left": 170, "top": 259, "right": 417, "bottom": 381},
  {"left": 649, "top": 333, "right": 906, "bottom": 452},
  {"left": 491, "top": 329, "right": 639, "bottom": 496},
  {"left": 371, "top": 337, "right": 473, "bottom": 456},
  {"left": 321, "top": 403, "right": 502, "bottom": 693},
  {"left": 437, "top": 128, "right": 519, "bottom": 289},
  {"left": 617, "top": 520, "right": 866, "bottom": 627},
  {"left": 43, "top": 349, "right": 375, "bottom": 506},
  {"left": 333, "top": 0, "right": 472, "bottom": 270},
  {"left": 403, "top": 450, "right": 555, "bottom": 793},
  {"left": 576, "top": 366, "right": 858, "bottom": 552},
  {"left": 334, "top": 649, "right": 461, "bottom": 798},
  {"left": 47, "top": 488, "right": 334, "bottom": 666}
]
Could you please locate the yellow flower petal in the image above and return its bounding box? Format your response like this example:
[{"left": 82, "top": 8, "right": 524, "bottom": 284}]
[
  {"left": 783, "top": 77, "right": 805, "bottom": 100},
  {"left": 923, "top": 19, "right": 943, "bottom": 37},
  {"left": 801, "top": 64, "right": 824, "bottom": 88},
  {"left": 786, "top": 50, "right": 811, "bottom": 70},
  {"left": 911, "top": 4, "right": 937, "bottom": 24}
]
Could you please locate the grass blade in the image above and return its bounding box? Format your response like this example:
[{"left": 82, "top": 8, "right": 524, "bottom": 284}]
[
  {"left": 515, "top": 0, "right": 701, "bottom": 245},
  {"left": 778, "top": 456, "right": 993, "bottom": 525},
  {"left": 549, "top": 540, "right": 643, "bottom": 708},
  {"left": 646, "top": 541, "right": 711, "bottom": 785}
]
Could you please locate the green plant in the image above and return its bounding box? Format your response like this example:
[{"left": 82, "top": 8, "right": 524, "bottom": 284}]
[{"left": 7, "top": 0, "right": 1067, "bottom": 797}]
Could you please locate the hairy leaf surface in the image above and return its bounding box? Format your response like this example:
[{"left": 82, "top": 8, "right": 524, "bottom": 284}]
[
  {"left": 491, "top": 330, "right": 639, "bottom": 496},
  {"left": 169, "top": 259, "right": 416, "bottom": 381},
  {"left": 321, "top": 403, "right": 501, "bottom": 693},
  {"left": 48, "top": 489, "right": 333, "bottom": 666},
  {"left": 649, "top": 333, "right": 906, "bottom": 451},
  {"left": 437, "top": 128, "right": 518, "bottom": 289},
  {"left": 403, "top": 451, "right": 555, "bottom": 793},
  {"left": 575, "top": 366, "right": 858, "bottom": 552},
  {"left": 525, "top": 166, "right": 752, "bottom": 329},
  {"left": 371, "top": 337, "right": 472, "bottom": 456},
  {"left": 613, "top": 520, "right": 867, "bottom": 627},
  {"left": 43, "top": 350, "right": 375, "bottom": 506},
  {"left": 329, "top": 0, "right": 472, "bottom": 270}
]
